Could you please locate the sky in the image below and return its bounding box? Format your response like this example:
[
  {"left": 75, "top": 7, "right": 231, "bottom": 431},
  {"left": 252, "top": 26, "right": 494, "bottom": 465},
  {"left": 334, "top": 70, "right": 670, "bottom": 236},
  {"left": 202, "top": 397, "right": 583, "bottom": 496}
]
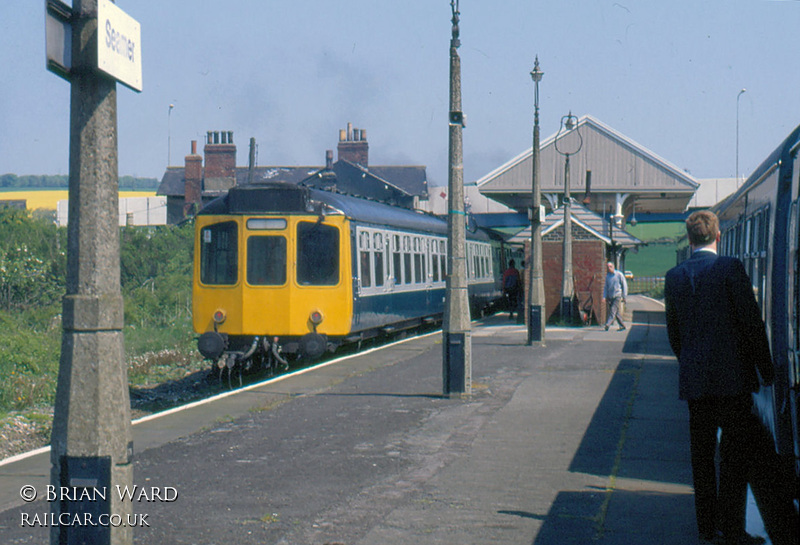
[{"left": 1, "top": 0, "right": 799, "bottom": 189}]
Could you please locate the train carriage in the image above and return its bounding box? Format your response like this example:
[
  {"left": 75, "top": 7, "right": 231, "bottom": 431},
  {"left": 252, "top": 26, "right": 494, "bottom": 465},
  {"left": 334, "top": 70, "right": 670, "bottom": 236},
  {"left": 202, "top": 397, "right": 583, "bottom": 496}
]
[
  {"left": 193, "top": 183, "right": 501, "bottom": 372},
  {"left": 712, "top": 124, "right": 800, "bottom": 488}
]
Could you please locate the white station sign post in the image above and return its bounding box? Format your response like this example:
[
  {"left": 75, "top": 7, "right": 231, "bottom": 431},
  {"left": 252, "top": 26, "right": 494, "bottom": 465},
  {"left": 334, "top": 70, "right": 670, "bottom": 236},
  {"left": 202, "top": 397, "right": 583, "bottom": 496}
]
[
  {"left": 97, "top": 0, "right": 142, "bottom": 92},
  {"left": 46, "top": 0, "right": 142, "bottom": 92}
]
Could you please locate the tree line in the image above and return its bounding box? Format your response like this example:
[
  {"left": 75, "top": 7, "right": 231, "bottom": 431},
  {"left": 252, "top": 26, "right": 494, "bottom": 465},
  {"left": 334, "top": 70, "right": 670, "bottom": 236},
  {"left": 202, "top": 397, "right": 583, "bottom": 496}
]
[{"left": 1, "top": 174, "right": 159, "bottom": 191}]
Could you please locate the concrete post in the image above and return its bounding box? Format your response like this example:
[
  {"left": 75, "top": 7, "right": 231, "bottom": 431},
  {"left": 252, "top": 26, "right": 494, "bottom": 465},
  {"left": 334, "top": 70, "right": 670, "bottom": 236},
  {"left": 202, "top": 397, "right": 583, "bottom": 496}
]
[
  {"left": 443, "top": 1, "right": 471, "bottom": 396},
  {"left": 527, "top": 57, "right": 545, "bottom": 345},
  {"left": 50, "top": 1, "right": 133, "bottom": 543},
  {"left": 561, "top": 154, "right": 574, "bottom": 322}
]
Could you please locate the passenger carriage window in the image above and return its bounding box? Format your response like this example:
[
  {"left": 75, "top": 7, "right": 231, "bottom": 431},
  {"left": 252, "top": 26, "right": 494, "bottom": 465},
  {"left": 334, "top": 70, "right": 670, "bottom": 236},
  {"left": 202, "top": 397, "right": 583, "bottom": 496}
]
[
  {"left": 200, "top": 221, "right": 238, "bottom": 285},
  {"left": 373, "top": 232, "right": 385, "bottom": 287},
  {"left": 403, "top": 235, "right": 412, "bottom": 284},
  {"left": 421, "top": 241, "right": 427, "bottom": 282},
  {"left": 247, "top": 236, "right": 286, "bottom": 285},
  {"left": 297, "top": 222, "right": 339, "bottom": 286},
  {"left": 413, "top": 237, "right": 423, "bottom": 284},
  {"left": 359, "top": 231, "right": 372, "bottom": 288},
  {"left": 393, "top": 235, "right": 402, "bottom": 285}
]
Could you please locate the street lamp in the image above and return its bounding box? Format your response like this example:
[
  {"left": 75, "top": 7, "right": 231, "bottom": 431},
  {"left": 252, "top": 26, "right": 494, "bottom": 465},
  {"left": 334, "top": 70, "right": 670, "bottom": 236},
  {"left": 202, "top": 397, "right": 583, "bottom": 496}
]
[
  {"left": 554, "top": 111, "right": 582, "bottom": 324},
  {"left": 527, "top": 56, "right": 545, "bottom": 345},
  {"left": 736, "top": 88, "right": 746, "bottom": 186},
  {"left": 168, "top": 103, "right": 174, "bottom": 166}
]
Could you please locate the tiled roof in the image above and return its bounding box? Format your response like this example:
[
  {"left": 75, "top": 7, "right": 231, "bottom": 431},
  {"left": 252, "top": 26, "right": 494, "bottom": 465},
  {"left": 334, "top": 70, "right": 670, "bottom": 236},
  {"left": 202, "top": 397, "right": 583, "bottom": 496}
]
[
  {"left": 157, "top": 163, "right": 428, "bottom": 199},
  {"left": 509, "top": 200, "right": 643, "bottom": 248}
]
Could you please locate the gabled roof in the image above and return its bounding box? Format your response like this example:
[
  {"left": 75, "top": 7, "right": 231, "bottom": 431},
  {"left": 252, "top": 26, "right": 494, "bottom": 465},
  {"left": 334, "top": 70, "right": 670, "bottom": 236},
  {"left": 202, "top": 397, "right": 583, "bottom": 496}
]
[
  {"left": 157, "top": 166, "right": 319, "bottom": 197},
  {"left": 300, "top": 160, "right": 414, "bottom": 205},
  {"left": 478, "top": 115, "right": 699, "bottom": 215},
  {"left": 509, "top": 201, "right": 643, "bottom": 249},
  {"left": 368, "top": 165, "right": 428, "bottom": 197},
  {"left": 157, "top": 163, "right": 428, "bottom": 201}
]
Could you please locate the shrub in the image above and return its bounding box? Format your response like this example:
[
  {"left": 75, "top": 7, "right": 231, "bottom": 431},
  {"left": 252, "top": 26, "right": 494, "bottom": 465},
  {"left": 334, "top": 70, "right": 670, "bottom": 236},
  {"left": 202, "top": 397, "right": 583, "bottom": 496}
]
[{"left": 0, "top": 211, "right": 197, "bottom": 414}]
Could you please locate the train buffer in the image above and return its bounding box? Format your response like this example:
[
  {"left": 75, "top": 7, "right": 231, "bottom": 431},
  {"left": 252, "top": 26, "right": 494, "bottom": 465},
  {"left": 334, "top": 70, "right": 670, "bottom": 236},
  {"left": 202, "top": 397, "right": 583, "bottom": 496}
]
[{"left": 0, "top": 295, "right": 773, "bottom": 544}]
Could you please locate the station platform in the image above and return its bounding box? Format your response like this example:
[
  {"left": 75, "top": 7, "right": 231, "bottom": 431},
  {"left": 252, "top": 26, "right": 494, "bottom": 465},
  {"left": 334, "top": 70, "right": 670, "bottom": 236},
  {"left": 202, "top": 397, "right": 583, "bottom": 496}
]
[{"left": 0, "top": 296, "right": 771, "bottom": 544}]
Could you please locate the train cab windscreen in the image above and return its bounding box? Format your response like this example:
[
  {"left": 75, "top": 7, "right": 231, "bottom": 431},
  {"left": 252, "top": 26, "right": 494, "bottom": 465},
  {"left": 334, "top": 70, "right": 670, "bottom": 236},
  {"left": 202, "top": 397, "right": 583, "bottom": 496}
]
[
  {"left": 296, "top": 222, "right": 339, "bottom": 285},
  {"left": 200, "top": 221, "right": 238, "bottom": 285},
  {"left": 247, "top": 236, "right": 287, "bottom": 285}
]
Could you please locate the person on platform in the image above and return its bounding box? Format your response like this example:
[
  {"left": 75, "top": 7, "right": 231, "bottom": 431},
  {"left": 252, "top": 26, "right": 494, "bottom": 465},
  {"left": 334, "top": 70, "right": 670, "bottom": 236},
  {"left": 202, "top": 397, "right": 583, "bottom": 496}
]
[
  {"left": 664, "top": 210, "right": 778, "bottom": 545},
  {"left": 602, "top": 261, "right": 627, "bottom": 331},
  {"left": 502, "top": 260, "right": 520, "bottom": 320}
]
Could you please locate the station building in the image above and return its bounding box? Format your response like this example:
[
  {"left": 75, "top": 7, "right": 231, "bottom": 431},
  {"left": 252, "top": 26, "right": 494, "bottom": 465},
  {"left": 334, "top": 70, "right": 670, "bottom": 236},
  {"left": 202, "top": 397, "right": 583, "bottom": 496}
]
[{"left": 156, "top": 116, "right": 725, "bottom": 324}]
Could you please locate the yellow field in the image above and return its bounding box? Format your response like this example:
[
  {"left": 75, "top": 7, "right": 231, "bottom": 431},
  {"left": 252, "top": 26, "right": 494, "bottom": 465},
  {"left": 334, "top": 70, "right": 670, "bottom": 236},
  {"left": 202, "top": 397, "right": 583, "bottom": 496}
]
[{"left": 0, "top": 190, "right": 156, "bottom": 210}]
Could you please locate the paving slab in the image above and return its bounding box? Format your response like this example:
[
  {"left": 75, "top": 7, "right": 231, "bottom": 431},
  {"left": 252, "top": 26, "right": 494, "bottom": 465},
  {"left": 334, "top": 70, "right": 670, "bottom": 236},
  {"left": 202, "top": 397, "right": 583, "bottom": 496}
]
[{"left": 0, "top": 296, "right": 771, "bottom": 544}]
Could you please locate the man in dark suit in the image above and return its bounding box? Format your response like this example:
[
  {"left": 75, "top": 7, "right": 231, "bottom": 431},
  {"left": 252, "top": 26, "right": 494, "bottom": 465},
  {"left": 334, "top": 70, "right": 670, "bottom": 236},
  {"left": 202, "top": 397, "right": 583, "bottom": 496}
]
[{"left": 665, "top": 210, "right": 774, "bottom": 545}]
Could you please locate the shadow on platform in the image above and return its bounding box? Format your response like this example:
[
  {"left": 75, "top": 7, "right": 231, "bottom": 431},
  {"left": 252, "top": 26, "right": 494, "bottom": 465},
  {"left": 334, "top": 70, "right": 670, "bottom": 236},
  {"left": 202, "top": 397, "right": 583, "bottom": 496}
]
[{"left": 529, "top": 488, "right": 696, "bottom": 544}]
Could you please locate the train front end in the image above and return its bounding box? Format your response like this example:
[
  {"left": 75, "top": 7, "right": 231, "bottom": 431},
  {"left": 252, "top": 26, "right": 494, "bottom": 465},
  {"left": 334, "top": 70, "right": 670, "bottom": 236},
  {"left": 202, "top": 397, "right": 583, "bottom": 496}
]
[{"left": 192, "top": 185, "right": 353, "bottom": 372}]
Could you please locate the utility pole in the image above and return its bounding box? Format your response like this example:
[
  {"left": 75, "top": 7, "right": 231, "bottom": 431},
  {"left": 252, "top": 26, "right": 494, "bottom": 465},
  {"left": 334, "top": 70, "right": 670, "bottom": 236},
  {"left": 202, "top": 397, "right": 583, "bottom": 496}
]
[
  {"left": 443, "top": 0, "right": 471, "bottom": 396},
  {"left": 47, "top": 1, "right": 139, "bottom": 543}
]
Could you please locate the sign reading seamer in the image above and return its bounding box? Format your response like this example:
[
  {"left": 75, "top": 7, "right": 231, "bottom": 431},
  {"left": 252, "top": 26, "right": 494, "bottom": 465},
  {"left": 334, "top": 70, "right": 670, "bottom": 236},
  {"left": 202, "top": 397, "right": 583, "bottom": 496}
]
[{"left": 97, "top": 0, "right": 142, "bottom": 92}]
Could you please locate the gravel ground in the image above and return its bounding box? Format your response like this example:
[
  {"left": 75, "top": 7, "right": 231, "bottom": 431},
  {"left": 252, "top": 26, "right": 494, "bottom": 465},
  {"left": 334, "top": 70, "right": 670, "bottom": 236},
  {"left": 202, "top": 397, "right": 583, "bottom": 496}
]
[{"left": 0, "top": 364, "right": 222, "bottom": 462}]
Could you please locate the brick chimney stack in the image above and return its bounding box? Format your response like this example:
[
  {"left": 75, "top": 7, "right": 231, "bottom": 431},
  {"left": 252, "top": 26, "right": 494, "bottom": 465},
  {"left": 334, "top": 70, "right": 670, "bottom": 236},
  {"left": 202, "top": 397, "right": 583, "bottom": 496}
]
[
  {"left": 337, "top": 122, "right": 369, "bottom": 168},
  {"left": 184, "top": 140, "right": 203, "bottom": 215},
  {"left": 204, "top": 130, "right": 237, "bottom": 192}
]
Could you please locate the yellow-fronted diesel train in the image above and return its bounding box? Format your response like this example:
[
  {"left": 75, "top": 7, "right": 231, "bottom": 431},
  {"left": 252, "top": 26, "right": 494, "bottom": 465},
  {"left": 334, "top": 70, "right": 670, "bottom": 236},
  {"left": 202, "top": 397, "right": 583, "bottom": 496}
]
[{"left": 193, "top": 183, "right": 504, "bottom": 373}]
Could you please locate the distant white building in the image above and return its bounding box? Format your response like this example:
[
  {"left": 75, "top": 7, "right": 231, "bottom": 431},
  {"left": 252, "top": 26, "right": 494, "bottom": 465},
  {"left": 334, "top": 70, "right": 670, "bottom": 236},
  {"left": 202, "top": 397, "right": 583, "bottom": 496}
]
[
  {"left": 422, "top": 183, "right": 515, "bottom": 216},
  {"left": 57, "top": 196, "right": 167, "bottom": 227},
  {"left": 688, "top": 178, "right": 739, "bottom": 209}
]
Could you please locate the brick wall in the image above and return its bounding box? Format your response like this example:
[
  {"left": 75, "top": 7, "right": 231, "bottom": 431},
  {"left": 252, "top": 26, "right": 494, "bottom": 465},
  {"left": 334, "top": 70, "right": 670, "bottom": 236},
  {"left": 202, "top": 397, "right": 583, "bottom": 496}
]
[
  {"left": 204, "top": 131, "right": 236, "bottom": 192},
  {"left": 540, "top": 240, "right": 605, "bottom": 324},
  {"left": 184, "top": 140, "right": 202, "bottom": 215}
]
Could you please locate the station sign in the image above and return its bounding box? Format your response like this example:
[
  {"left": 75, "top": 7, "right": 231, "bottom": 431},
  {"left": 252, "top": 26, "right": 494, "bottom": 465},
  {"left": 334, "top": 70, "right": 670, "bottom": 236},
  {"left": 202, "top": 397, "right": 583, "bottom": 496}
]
[
  {"left": 45, "top": 0, "right": 72, "bottom": 81},
  {"left": 97, "top": 0, "right": 142, "bottom": 92},
  {"left": 46, "top": 0, "right": 142, "bottom": 92}
]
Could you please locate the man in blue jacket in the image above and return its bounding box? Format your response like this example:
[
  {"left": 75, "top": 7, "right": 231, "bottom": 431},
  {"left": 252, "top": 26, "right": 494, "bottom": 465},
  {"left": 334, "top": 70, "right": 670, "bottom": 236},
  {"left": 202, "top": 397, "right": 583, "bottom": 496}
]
[
  {"left": 665, "top": 210, "right": 773, "bottom": 545},
  {"left": 602, "top": 261, "right": 628, "bottom": 331}
]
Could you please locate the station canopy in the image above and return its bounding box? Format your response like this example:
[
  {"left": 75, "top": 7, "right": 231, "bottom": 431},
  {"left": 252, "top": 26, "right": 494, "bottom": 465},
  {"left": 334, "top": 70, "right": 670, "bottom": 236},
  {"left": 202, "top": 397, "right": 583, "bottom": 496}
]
[{"left": 477, "top": 115, "right": 699, "bottom": 219}]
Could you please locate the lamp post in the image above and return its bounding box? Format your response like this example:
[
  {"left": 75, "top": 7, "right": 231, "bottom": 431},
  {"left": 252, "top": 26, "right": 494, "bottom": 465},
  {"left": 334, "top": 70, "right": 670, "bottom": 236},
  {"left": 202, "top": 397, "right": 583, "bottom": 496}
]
[
  {"left": 554, "top": 111, "right": 582, "bottom": 324},
  {"left": 168, "top": 103, "right": 174, "bottom": 166},
  {"left": 736, "top": 88, "right": 746, "bottom": 186},
  {"left": 527, "top": 56, "right": 545, "bottom": 345}
]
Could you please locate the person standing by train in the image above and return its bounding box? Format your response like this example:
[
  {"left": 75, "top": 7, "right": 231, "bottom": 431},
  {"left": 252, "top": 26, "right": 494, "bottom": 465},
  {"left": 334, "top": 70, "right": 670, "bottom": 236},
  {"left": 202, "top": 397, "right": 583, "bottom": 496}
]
[
  {"left": 502, "top": 260, "right": 520, "bottom": 320},
  {"left": 602, "top": 261, "right": 627, "bottom": 331},
  {"left": 664, "top": 210, "right": 776, "bottom": 545}
]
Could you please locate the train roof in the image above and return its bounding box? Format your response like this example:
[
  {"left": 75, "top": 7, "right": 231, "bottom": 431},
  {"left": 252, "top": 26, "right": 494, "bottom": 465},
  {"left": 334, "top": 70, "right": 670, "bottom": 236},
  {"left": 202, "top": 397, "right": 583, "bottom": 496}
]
[
  {"left": 198, "top": 183, "right": 491, "bottom": 241},
  {"left": 714, "top": 123, "right": 800, "bottom": 217}
]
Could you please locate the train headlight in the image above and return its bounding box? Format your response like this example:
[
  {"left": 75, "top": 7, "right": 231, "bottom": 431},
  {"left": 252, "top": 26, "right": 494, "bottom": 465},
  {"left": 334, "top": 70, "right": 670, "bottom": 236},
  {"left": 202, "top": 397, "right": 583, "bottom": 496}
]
[
  {"left": 213, "top": 309, "right": 227, "bottom": 324},
  {"left": 309, "top": 310, "right": 324, "bottom": 325}
]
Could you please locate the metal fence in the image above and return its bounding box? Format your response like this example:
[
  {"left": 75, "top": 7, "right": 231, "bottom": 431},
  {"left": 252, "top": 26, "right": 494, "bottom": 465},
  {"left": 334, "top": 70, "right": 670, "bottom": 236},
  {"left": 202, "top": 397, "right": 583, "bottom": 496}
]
[{"left": 628, "top": 276, "right": 665, "bottom": 295}]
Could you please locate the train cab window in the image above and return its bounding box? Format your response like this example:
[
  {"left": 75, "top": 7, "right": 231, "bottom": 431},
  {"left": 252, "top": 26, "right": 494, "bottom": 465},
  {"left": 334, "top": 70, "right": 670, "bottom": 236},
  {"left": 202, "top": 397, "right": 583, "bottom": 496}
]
[
  {"left": 247, "top": 236, "right": 286, "bottom": 285},
  {"left": 200, "top": 221, "right": 238, "bottom": 285},
  {"left": 297, "top": 222, "right": 339, "bottom": 286}
]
